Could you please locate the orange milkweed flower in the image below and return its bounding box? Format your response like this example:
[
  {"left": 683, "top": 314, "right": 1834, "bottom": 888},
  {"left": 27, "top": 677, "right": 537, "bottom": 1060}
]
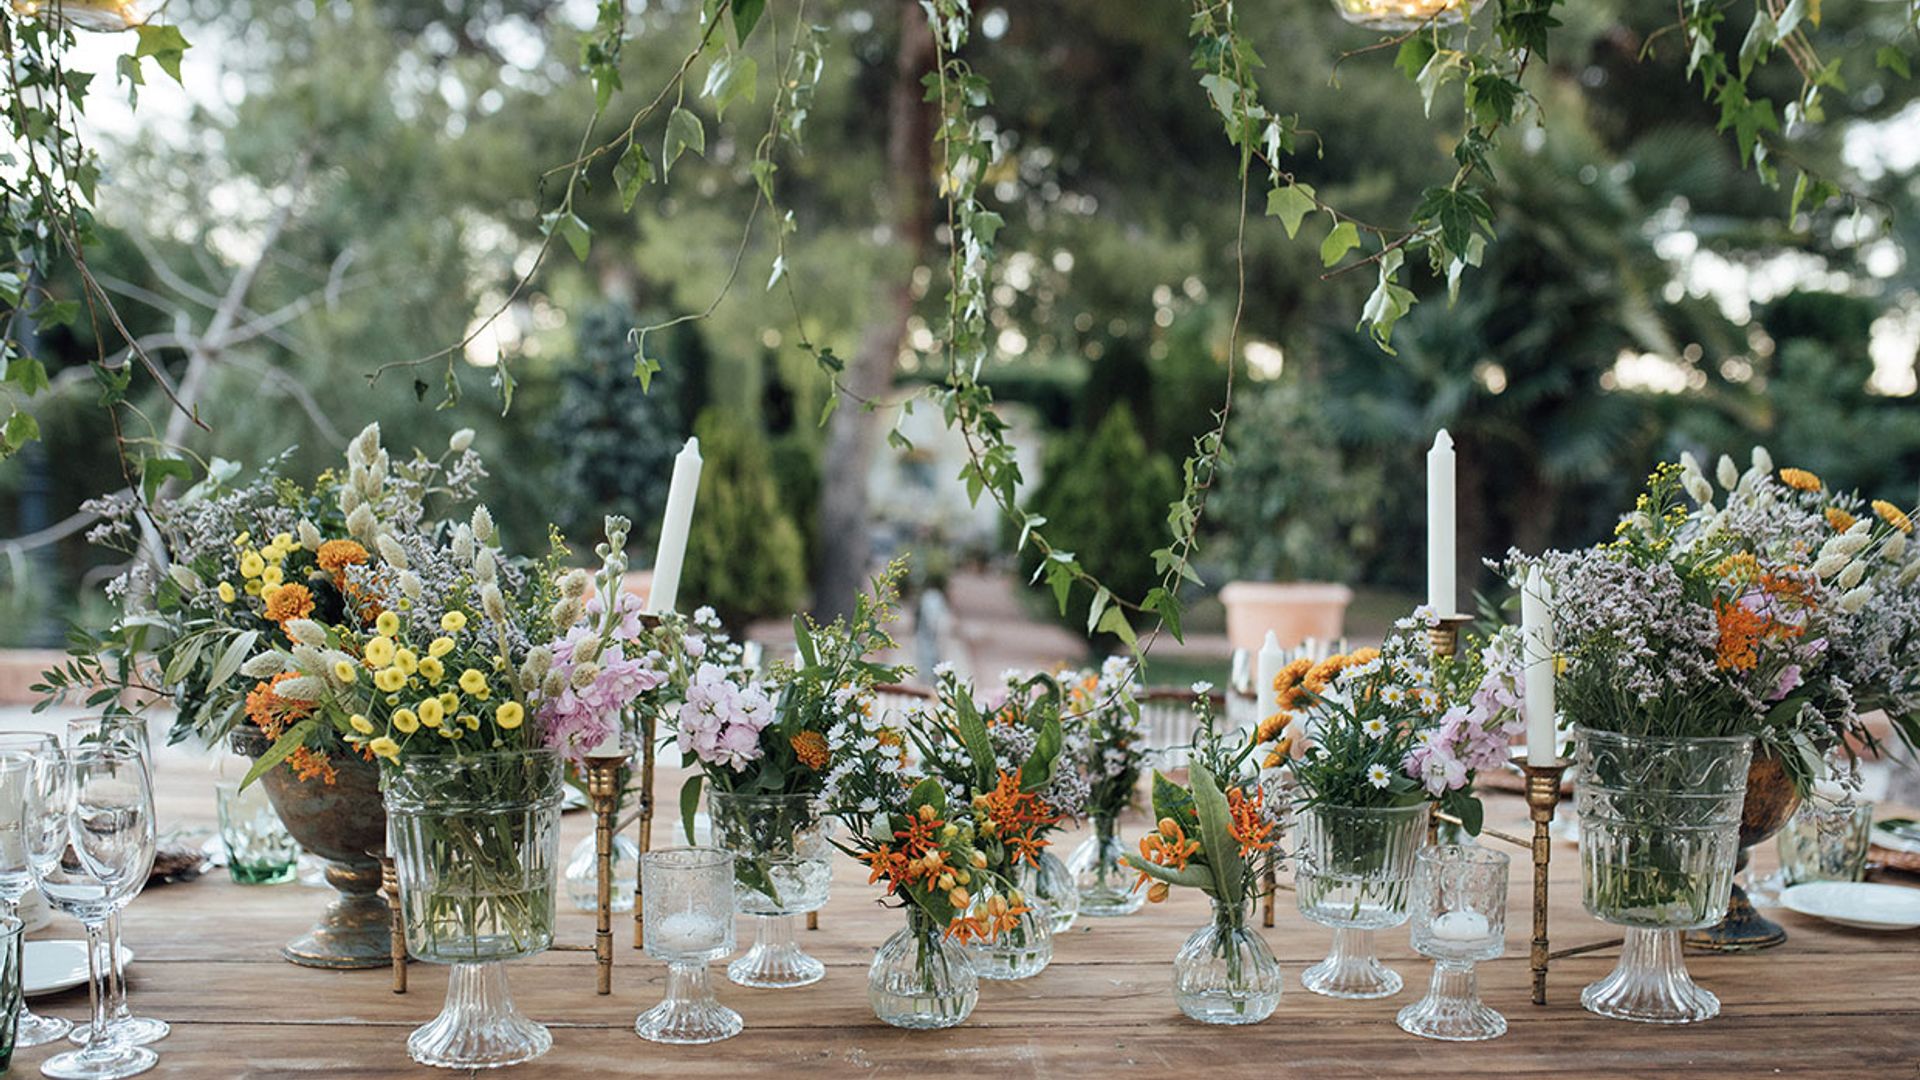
[{"left": 1226, "top": 786, "right": 1276, "bottom": 857}]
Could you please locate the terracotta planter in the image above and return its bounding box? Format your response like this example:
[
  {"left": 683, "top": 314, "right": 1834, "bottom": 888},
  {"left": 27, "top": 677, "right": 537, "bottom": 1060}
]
[
  {"left": 1219, "top": 581, "right": 1354, "bottom": 655},
  {"left": 1685, "top": 751, "right": 1801, "bottom": 952},
  {"left": 231, "top": 728, "right": 393, "bottom": 969}
]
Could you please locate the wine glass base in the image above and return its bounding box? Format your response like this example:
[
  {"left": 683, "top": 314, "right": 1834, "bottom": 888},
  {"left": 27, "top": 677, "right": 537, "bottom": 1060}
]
[
  {"left": 17, "top": 1010, "right": 74, "bottom": 1047},
  {"left": 635, "top": 999, "right": 743, "bottom": 1044},
  {"left": 727, "top": 940, "right": 825, "bottom": 988},
  {"left": 71, "top": 1016, "right": 169, "bottom": 1047},
  {"left": 1397, "top": 994, "right": 1507, "bottom": 1041},
  {"left": 39, "top": 1042, "right": 158, "bottom": 1080},
  {"left": 1301, "top": 956, "right": 1402, "bottom": 999}
]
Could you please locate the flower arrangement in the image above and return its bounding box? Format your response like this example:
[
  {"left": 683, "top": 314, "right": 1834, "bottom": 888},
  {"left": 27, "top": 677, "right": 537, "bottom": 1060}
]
[
  {"left": 1125, "top": 693, "right": 1282, "bottom": 908},
  {"left": 1061, "top": 656, "right": 1147, "bottom": 824},
  {"left": 530, "top": 517, "right": 666, "bottom": 763},
  {"left": 1256, "top": 611, "right": 1509, "bottom": 834}
]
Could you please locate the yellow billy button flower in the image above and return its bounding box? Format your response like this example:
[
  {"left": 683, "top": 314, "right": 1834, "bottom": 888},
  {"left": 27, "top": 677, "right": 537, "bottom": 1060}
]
[
  {"left": 245, "top": 580, "right": 263, "bottom": 597},
  {"left": 458, "top": 669, "right": 488, "bottom": 696},
  {"left": 273, "top": 532, "right": 294, "bottom": 550},
  {"left": 440, "top": 725, "right": 460, "bottom": 739},
  {"left": 260, "top": 564, "right": 284, "bottom": 588},
  {"left": 417, "top": 698, "right": 445, "bottom": 728},
  {"left": 495, "top": 702, "right": 525, "bottom": 730},
  {"left": 217, "top": 581, "right": 236, "bottom": 604},
  {"left": 392, "top": 708, "right": 420, "bottom": 734},
  {"left": 349, "top": 714, "right": 375, "bottom": 735},
  {"left": 393, "top": 649, "right": 419, "bottom": 677},
  {"left": 440, "top": 611, "right": 468, "bottom": 633},
  {"left": 260, "top": 584, "right": 282, "bottom": 604},
  {"left": 428, "top": 636, "right": 455, "bottom": 659},
  {"left": 373, "top": 667, "right": 407, "bottom": 693},
  {"left": 332, "top": 660, "right": 359, "bottom": 684},
  {"left": 418, "top": 657, "right": 445, "bottom": 683},
  {"left": 239, "top": 551, "right": 265, "bottom": 579},
  {"left": 460, "top": 713, "right": 480, "bottom": 731},
  {"left": 376, "top": 611, "right": 401, "bottom": 637},
  {"left": 363, "top": 636, "right": 396, "bottom": 668},
  {"left": 368, "top": 736, "right": 400, "bottom": 761}
]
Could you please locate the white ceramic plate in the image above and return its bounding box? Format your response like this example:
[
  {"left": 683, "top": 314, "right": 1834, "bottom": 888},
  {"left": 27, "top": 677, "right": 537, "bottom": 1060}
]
[
  {"left": 1781, "top": 882, "right": 1920, "bottom": 931},
  {"left": 23, "top": 940, "right": 134, "bottom": 999}
]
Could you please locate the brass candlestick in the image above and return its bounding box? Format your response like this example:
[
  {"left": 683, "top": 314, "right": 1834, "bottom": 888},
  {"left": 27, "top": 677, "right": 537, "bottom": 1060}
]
[
  {"left": 1426, "top": 614, "right": 1473, "bottom": 660},
  {"left": 585, "top": 749, "right": 625, "bottom": 994},
  {"left": 632, "top": 706, "right": 658, "bottom": 949},
  {"left": 1525, "top": 760, "right": 1568, "bottom": 1006},
  {"left": 380, "top": 855, "right": 406, "bottom": 994}
]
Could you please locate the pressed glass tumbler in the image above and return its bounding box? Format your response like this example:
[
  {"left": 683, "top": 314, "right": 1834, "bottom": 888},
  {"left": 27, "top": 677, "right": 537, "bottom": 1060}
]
[
  {"left": 1397, "top": 845, "right": 1509, "bottom": 1041},
  {"left": 637, "top": 848, "right": 740, "bottom": 1044}
]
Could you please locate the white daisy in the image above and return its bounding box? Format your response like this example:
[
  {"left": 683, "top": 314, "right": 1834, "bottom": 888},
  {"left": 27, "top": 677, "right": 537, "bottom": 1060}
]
[
  {"left": 1362, "top": 717, "right": 1388, "bottom": 739},
  {"left": 1380, "top": 686, "right": 1406, "bottom": 706},
  {"left": 1367, "top": 764, "right": 1392, "bottom": 789},
  {"left": 1191, "top": 680, "right": 1214, "bottom": 696}
]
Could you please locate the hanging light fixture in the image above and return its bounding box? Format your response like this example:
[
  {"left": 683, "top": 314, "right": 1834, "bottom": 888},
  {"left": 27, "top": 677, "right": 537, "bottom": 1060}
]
[
  {"left": 9, "top": 1, "right": 161, "bottom": 32},
  {"left": 1329, "top": 0, "right": 1486, "bottom": 32}
]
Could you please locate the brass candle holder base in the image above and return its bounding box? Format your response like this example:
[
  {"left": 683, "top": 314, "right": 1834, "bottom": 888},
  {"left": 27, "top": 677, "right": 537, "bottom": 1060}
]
[
  {"left": 632, "top": 706, "right": 659, "bottom": 950},
  {"left": 1524, "top": 760, "right": 1568, "bottom": 1005},
  {"left": 1426, "top": 614, "right": 1473, "bottom": 659}
]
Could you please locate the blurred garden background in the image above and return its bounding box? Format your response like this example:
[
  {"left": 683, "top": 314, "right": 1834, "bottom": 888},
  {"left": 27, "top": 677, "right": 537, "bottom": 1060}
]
[{"left": 3, "top": 0, "right": 1918, "bottom": 691}]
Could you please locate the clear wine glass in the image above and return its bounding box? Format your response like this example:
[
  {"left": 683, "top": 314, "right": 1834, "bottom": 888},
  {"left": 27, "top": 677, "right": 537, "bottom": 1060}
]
[
  {"left": 0, "top": 733, "right": 74, "bottom": 1047},
  {"left": 65, "top": 718, "right": 168, "bottom": 1048},
  {"left": 29, "top": 745, "right": 159, "bottom": 1080}
]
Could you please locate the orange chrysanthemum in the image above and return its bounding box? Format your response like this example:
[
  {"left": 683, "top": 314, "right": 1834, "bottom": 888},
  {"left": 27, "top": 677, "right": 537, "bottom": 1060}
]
[
  {"left": 316, "top": 539, "right": 370, "bottom": 577},
  {"left": 1779, "top": 467, "right": 1822, "bottom": 492},
  {"left": 790, "top": 730, "right": 830, "bottom": 770},
  {"left": 264, "top": 582, "right": 315, "bottom": 625},
  {"left": 1873, "top": 500, "right": 1914, "bottom": 535},
  {"left": 1825, "top": 507, "right": 1857, "bottom": 532}
]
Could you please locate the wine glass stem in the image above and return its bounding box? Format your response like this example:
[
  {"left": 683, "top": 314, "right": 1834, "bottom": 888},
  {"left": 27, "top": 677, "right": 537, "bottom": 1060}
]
[
  {"left": 82, "top": 919, "right": 112, "bottom": 1051},
  {"left": 105, "top": 909, "right": 130, "bottom": 1022}
]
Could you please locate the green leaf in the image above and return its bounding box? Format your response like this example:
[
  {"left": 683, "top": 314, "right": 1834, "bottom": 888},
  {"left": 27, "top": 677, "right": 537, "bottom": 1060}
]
[
  {"left": 1394, "top": 37, "right": 1436, "bottom": 82},
  {"left": 541, "top": 211, "right": 592, "bottom": 262},
  {"left": 1122, "top": 854, "right": 1214, "bottom": 891},
  {"left": 1319, "top": 220, "right": 1359, "bottom": 267},
  {"left": 3, "top": 410, "right": 39, "bottom": 454},
  {"left": 1197, "top": 73, "right": 1240, "bottom": 118},
  {"left": 1415, "top": 50, "right": 1464, "bottom": 117},
  {"left": 954, "top": 691, "right": 998, "bottom": 792},
  {"left": 1189, "top": 761, "right": 1245, "bottom": 907},
  {"left": 906, "top": 776, "right": 946, "bottom": 816},
  {"left": 4, "top": 357, "right": 49, "bottom": 395},
  {"left": 614, "top": 143, "right": 654, "bottom": 212},
  {"left": 1264, "top": 182, "right": 1316, "bottom": 239},
  {"left": 662, "top": 106, "right": 706, "bottom": 180},
  {"left": 701, "top": 53, "right": 758, "bottom": 121},
  {"left": 1095, "top": 604, "right": 1137, "bottom": 647},
  {"left": 1018, "top": 715, "right": 1064, "bottom": 793},
  {"left": 1877, "top": 46, "right": 1911, "bottom": 80},
  {"left": 1085, "top": 586, "right": 1111, "bottom": 636},
  {"left": 132, "top": 25, "right": 190, "bottom": 84},
  {"left": 206, "top": 629, "right": 261, "bottom": 691},
  {"left": 240, "top": 719, "right": 321, "bottom": 789},
  {"left": 729, "top": 0, "right": 766, "bottom": 43},
  {"left": 680, "top": 775, "right": 704, "bottom": 845},
  {"left": 1149, "top": 771, "right": 1199, "bottom": 834},
  {"left": 37, "top": 300, "right": 79, "bottom": 330},
  {"left": 140, "top": 456, "right": 194, "bottom": 503}
]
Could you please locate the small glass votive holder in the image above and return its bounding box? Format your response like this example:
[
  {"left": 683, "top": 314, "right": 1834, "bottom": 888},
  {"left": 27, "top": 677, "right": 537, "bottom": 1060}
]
[
  {"left": 0, "top": 914, "right": 22, "bottom": 1071},
  {"left": 1778, "top": 791, "right": 1874, "bottom": 885},
  {"left": 1397, "top": 845, "right": 1509, "bottom": 1042},
  {"left": 216, "top": 779, "right": 299, "bottom": 885},
  {"left": 637, "top": 848, "right": 741, "bottom": 1045}
]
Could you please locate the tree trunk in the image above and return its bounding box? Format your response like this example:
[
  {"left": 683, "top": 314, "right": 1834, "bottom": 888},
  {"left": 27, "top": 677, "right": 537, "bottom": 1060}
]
[{"left": 813, "top": 1, "right": 935, "bottom": 619}]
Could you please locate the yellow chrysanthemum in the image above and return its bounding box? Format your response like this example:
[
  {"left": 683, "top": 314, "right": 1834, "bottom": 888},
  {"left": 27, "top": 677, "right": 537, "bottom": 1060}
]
[
  {"left": 1873, "top": 500, "right": 1914, "bottom": 535},
  {"left": 393, "top": 708, "right": 420, "bottom": 734},
  {"left": 417, "top": 698, "right": 445, "bottom": 728},
  {"left": 368, "top": 736, "right": 400, "bottom": 760},
  {"left": 239, "top": 551, "right": 266, "bottom": 578},
  {"left": 1779, "top": 467, "right": 1822, "bottom": 492},
  {"left": 392, "top": 649, "right": 419, "bottom": 676},
  {"left": 349, "top": 714, "right": 375, "bottom": 735},
  {"left": 332, "top": 660, "right": 358, "bottom": 684},
  {"left": 428, "top": 636, "right": 455, "bottom": 658},
  {"left": 363, "top": 636, "right": 396, "bottom": 668},
  {"left": 376, "top": 611, "right": 401, "bottom": 637},
  {"left": 217, "top": 581, "right": 236, "bottom": 604},
  {"left": 458, "top": 669, "right": 488, "bottom": 695},
  {"left": 245, "top": 579, "right": 263, "bottom": 597},
  {"left": 418, "top": 657, "right": 444, "bottom": 683},
  {"left": 495, "top": 702, "right": 525, "bottom": 730},
  {"left": 373, "top": 667, "right": 407, "bottom": 693},
  {"left": 440, "top": 611, "right": 468, "bottom": 633}
]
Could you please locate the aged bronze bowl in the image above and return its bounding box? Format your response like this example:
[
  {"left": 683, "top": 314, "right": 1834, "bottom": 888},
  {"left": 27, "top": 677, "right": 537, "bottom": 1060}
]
[
  {"left": 231, "top": 728, "right": 393, "bottom": 969},
  {"left": 1686, "top": 751, "right": 1801, "bottom": 952}
]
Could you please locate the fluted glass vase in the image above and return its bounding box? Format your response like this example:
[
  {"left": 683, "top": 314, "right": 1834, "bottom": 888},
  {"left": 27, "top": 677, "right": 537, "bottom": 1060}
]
[
  {"left": 707, "top": 792, "right": 833, "bottom": 988},
  {"left": 1173, "top": 897, "right": 1282, "bottom": 1024},
  {"left": 1069, "top": 814, "right": 1144, "bottom": 917},
  {"left": 386, "top": 749, "right": 563, "bottom": 1070},
  {"left": 1294, "top": 801, "right": 1429, "bottom": 999},
  {"left": 1026, "top": 849, "right": 1079, "bottom": 934},
  {"left": 962, "top": 876, "right": 1054, "bottom": 979},
  {"left": 1575, "top": 727, "right": 1752, "bottom": 1024},
  {"left": 867, "top": 907, "right": 979, "bottom": 1029}
]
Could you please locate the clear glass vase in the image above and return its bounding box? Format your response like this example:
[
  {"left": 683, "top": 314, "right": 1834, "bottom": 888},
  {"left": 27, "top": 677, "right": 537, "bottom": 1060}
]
[
  {"left": 563, "top": 831, "right": 640, "bottom": 913},
  {"left": 707, "top": 792, "right": 832, "bottom": 988},
  {"left": 962, "top": 876, "right": 1054, "bottom": 979},
  {"left": 1294, "top": 800, "right": 1429, "bottom": 999},
  {"left": 1173, "top": 897, "right": 1282, "bottom": 1024},
  {"left": 1027, "top": 849, "right": 1079, "bottom": 934},
  {"left": 385, "top": 749, "right": 563, "bottom": 1070},
  {"left": 1070, "top": 814, "right": 1145, "bottom": 917},
  {"left": 1575, "top": 727, "right": 1753, "bottom": 1024},
  {"left": 867, "top": 907, "right": 978, "bottom": 1029}
]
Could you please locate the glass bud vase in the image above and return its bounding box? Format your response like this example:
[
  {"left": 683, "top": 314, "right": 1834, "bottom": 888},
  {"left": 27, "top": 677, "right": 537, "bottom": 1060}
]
[
  {"left": 962, "top": 876, "right": 1054, "bottom": 979},
  {"left": 564, "top": 831, "right": 640, "bottom": 913},
  {"left": 1575, "top": 727, "right": 1753, "bottom": 1024},
  {"left": 1294, "top": 801, "right": 1429, "bottom": 999},
  {"left": 868, "top": 906, "right": 978, "bottom": 1029},
  {"left": 385, "top": 749, "right": 563, "bottom": 1070},
  {"left": 1173, "top": 897, "right": 1282, "bottom": 1024},
  {"left": 707, "top": 792, "right": 833, "bottom": 988},
  {"left": 1070, "top": 814, "right": 1144, "bottom": 917},
  {"left": 1027, "top": 849, "right": 1079, "bottom": 934}
]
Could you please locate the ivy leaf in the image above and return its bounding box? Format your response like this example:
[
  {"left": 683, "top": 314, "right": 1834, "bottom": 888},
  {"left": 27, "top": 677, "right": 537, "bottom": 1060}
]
[
  {"left": 1359, "top": 249, "right": 1416, "bottom": 353},
  {"left": 1095, "top": 604, "right": 1137, "bottom": 647},
  {"left": 662, "top": 106, "right": 706, "bottom": 180},
  {"left": 1466, "top": 74, "right": 1522, "bottom": 127},
  {"left": 541, "top": 211, "right": 592, "bottom": 262},
  {"left": 613, "top": 143, "right": 654, "bottom": 212},
  {"left": 1740, "top": 10, "right": 1777, "bottom": 77},
  {"left": 1085, "top": 586, "right": 1112, "bottom": 636},
  {"left": 730, "top": 0, "right": 766, "bottom": 43},
  {"left": 2, "top": 410, "right": 40, "bottom": 455},
  {"left": 132, "top": 25, "right": 191, "bottom": 85},
  {"left": 1878, "top": 46, "right": 1911, "bottom": 80},
  {"left": 1775, "top": 0, "right": 1807, "bottom": 42},
  {"left": 38, "top": 300, "right": 80, "bottom": 330},
  {"left": 1415, "top": 50, "right": 1465, "bottom": 117},
  {"left": 1395, "top": 37, "right": 1435, "bottom": 82},
  {"left": 1319, "top": 219, "right": 1359, "bottom": 267},
  {"left": 1412, "top": 185, "right": 1491, "bottom": 258},
  {"left": 1264, "top": 182, "right": 1316, "bottom": 239},
  {"left": 701, "top": 52, "right": 758, "bottom": 121},
  {"left": 1197, "top": 73, "right": 1240, "bottom": 118},
  {"left": 139, "top": 456, "right": 193, "bottom": 503},
  {"left": 5, "top": 356, "right": 50, "bottom": 395}
]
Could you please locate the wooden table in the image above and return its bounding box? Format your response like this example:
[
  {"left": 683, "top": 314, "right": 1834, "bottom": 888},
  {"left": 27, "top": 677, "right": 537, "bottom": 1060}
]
[{"left": 17, "top": 751, "right": 1918, "bottom": 1078}]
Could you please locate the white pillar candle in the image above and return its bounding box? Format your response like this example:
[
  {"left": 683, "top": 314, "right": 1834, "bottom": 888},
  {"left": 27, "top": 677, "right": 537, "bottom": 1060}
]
[
  {"left": 1427, "top": 430, "right": 1457, "bottom": 617},
  {"left": 1256, "top": 630, "right": 1284, "bottom": 721},
  {"left": 646, "top": 437, "right": 703, "bottom": 616},
  {"left": 1521, "top": 564, "right": 1556, "bottom": 765}
]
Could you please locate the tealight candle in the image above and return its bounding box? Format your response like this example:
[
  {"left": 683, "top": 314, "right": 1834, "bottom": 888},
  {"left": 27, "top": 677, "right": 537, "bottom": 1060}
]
[
  {"left": 1429, "top": 909, "right": 1491, "bottom": 943},
  {"left": 651, "top": 910, "right": 725, "bottom": 956}
]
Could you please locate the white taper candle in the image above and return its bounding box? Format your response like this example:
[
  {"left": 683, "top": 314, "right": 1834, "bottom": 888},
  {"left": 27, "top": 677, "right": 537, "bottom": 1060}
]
[
  {"left": 1427, "top": 429, "right": 1457, "bottom": 617},
  {"left": 647, "top": 437, "right": 703, "bottom": 616}
]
